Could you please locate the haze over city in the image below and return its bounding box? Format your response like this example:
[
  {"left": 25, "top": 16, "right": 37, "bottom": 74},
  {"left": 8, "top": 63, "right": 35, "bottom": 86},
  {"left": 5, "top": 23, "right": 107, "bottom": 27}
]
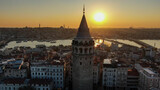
[{"left": 1, "top": 0, "right": 160, "bottom": 90}]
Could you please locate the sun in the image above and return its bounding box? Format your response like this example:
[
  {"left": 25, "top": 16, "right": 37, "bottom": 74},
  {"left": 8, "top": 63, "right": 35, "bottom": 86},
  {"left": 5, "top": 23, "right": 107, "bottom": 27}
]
[{"left": 94, "top": 12, "right": 105, "bottom": 22}]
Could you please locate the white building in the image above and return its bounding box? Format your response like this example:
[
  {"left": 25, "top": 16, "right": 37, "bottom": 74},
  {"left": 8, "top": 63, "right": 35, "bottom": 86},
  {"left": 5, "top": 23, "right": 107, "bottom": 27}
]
[
  {"left": 29, "top": 79, "right": 53, "bottom": 90},
  {"left": 103, "top": 59, "right": 116, "bottom": 90},
  {"left": 0, "top": 78, "right": 27, "bottom": 90},
  {"left": 4, "top": 65, "right": 27, "bottom": 78},
  {"left": 145, "top": 48, "right": 156, "bottom": 58},
  {"left": 103, "top": 59, "right": 129, "bottom": 90},
  {"left": 30, "top": 60, "right": 65, "bottom": 89},
  {"left": 0, "top": 78, "right": 53, "bottom": 90},
  {"left": 139, "top": 68, "right": 160, "bottom": 90}
]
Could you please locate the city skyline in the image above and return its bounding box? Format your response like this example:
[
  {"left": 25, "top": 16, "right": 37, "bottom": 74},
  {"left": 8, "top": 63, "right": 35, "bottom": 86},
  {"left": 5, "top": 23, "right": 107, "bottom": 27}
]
[{"left": 0, "top": 0, "right": 160, "bottom": 28}]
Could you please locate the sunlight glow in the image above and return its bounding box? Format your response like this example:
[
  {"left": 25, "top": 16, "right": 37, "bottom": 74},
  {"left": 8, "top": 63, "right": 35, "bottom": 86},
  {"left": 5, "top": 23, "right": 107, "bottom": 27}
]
[
  {"left": 94, "top": 12, "right": 105, "bottom": 22},
  {"left": 94, "top": 39, "right": 104, "bottom": 47}
]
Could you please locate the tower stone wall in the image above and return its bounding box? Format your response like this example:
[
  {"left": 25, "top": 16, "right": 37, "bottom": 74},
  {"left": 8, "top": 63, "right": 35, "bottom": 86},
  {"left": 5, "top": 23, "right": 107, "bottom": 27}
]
[{"left": 72, "top": 7, "right": 94, "bottom": 90}]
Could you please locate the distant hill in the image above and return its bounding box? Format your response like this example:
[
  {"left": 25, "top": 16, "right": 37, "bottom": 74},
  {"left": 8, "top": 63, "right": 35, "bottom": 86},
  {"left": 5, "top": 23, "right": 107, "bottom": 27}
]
[{"left": 0, "top": 27, "right": 160, "bottom": 40}]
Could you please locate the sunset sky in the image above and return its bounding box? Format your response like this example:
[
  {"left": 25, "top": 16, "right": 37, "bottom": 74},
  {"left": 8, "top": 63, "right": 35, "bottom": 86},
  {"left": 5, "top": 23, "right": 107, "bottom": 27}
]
[{"left": 0, "top": 0, "right": 160, "bottom": 28}]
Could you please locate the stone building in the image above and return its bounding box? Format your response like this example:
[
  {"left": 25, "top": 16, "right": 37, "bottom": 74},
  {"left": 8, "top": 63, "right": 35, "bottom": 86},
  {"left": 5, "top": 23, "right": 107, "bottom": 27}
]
[{"left": 72, "top": 7, "right": 94, "bottom": 90}]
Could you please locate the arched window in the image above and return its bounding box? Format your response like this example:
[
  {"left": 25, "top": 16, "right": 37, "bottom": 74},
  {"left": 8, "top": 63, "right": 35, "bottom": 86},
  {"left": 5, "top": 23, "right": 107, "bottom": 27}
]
[
  {"left": 85, "top": 48, "right": 88, "bottom": 54},
  {"left": 72, "top": 40, "right": 75, "bottom": 45},
  {"left": 72, "top": 48, "right": 74, "bottom": 52},
  {"left": 89, "top": 48, "right": 92, "bottom": 53},
  {"left": 79, "top": 48, "right": 82, "bottom": 54},
  {"left": 75, "top": 41, "right": 78, "bottom": 45},
  {"left": 75, "top": 47, "right": 78, "bottom": 53},
  {"left": 92, "top": 41, "right": 94, "bottom": 45},
  {"left": 80, "top": 62, "right": 82, "bottom": 65},
  {"left": 79, "top": 41, "right": 83, "bottom": 46},
  {"left": 85, "top": 41, "right": 88, "bottom": 46}
]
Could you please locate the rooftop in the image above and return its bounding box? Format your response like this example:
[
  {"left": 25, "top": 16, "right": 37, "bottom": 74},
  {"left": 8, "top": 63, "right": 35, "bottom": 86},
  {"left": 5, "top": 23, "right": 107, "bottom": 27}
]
[
  {"left": 128, "top": 68, "right": 139, "bottom": 76},
  {"left": 104, "top": 59, "right": 112, "bottom": 64},
  {"left": 143, "top": 68, "right": 156, "bottom": 75},
  {"left": 29, "top": 79, "right": 52, "bottom": 85},
  {"left": 3, "top": 78, "right": 26, "bottom": 84}
]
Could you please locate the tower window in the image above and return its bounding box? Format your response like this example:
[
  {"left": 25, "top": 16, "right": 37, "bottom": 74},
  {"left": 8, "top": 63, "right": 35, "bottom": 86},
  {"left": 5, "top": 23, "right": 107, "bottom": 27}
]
[
  {"left": 89, "top": 48, "right": 92, "bottom": 53},
  {"left": 90, "top": 61, "right": 91, "bottom": 65},
  {"left": 80, "top": 62, "right": 82, "bottom": 65},
  {"left": 75, "top": 47, "right": 78, "bottom": 53},
  {"left": 85, "top": 48, "right": 88, "bottom": 54},
  {"left": 79, "top": 48, "right": 82, "bottom": 54}
]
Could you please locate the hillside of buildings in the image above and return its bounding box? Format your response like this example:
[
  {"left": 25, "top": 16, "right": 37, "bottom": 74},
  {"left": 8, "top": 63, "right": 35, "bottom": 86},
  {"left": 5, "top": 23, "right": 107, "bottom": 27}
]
[{"left": 0, "top": 27, "right": 160, "bottom": 40}]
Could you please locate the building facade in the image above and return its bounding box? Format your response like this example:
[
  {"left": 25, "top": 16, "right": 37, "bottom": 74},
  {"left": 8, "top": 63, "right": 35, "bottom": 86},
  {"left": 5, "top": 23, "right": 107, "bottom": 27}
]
[
  {"left": 139, "top": 68, "right": 159, "bottom": 90},
  {"left": 30, "top": 60, "right": 64, "bottom": 89},
  {"left": 4, "top": 65, "right": 27, "bottom": 78},
  {"left": 103, "top": 59, "right": 129, "bottom": 90}
]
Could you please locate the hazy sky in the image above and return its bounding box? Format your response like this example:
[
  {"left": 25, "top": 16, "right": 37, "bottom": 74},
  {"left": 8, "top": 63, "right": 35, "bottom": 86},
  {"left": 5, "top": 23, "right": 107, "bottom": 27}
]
[{"left": 0, "top": 0, "right": 160, "bottom": 28}]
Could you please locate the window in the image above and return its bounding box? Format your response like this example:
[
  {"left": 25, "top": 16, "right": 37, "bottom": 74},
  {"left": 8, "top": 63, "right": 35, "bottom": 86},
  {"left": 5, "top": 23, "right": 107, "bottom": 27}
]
[
  {"left": 80, "top": 62, "right": 82, "bottom": 65},
  {"left": 89, "top": 48, "right": 92, "bottom": 53},
  {"left": 85, "top": 48, "right": 88, "bottom": 54},
  {"left": 79, "top": 48, "right": 82, "bottom": 54},
  {"left": 75, "top": 47, "right": 78, "bottom": 53}
]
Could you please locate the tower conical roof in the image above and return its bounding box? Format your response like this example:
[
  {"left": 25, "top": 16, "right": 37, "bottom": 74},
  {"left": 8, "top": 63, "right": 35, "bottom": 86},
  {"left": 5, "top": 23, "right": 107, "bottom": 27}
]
[{"left": 76, "top": 7, "right": 91, "bottom": 38}]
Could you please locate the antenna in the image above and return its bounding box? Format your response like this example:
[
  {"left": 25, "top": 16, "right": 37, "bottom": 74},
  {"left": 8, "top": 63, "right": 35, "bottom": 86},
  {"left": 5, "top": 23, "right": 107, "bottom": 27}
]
[{"left": 83, "top": 4, "right": 85, "bottom": 15}]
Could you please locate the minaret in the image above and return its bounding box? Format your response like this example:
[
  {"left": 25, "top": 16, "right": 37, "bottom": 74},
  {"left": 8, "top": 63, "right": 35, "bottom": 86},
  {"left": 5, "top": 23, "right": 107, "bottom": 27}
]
[{"left": 72, "top": 6, "right": 94, "bottom": 90}]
